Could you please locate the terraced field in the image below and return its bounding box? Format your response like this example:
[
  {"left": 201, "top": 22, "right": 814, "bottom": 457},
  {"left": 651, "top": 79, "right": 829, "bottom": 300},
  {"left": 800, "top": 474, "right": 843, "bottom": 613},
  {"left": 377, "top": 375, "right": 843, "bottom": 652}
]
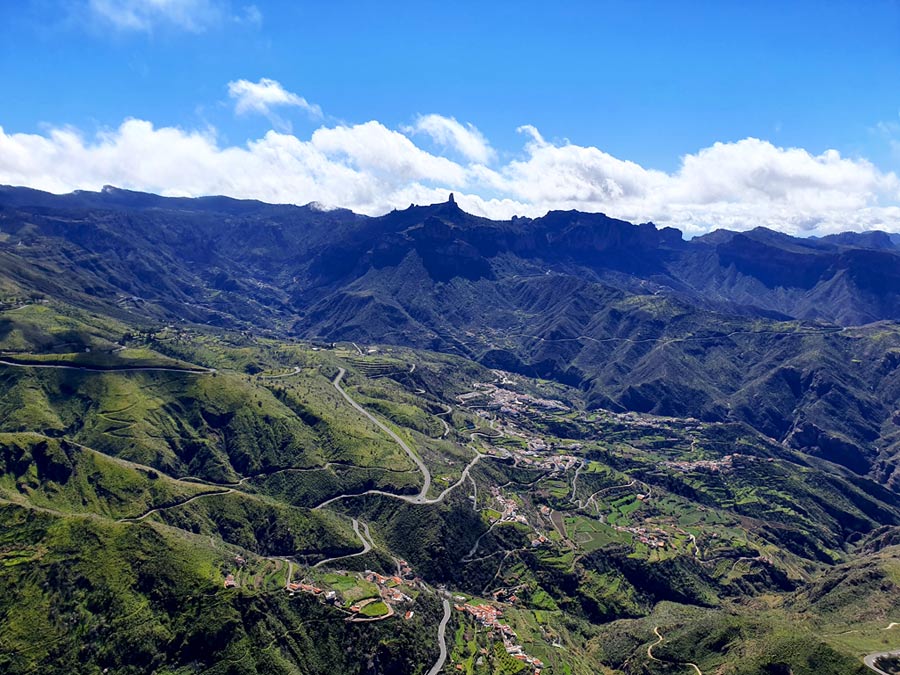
[{"left": 1, "top": 303, "right": 899, "bottom": 675}]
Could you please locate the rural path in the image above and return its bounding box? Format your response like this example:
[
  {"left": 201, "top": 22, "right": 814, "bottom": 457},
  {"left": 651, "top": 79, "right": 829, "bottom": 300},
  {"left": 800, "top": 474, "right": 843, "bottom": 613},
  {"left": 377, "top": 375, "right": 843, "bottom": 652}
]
[
  {"left": 425, "top": 598, "right": 452, "bottom": 675},
  {"left": 435, "top": 405, "right": 451, "bottom": 438},
  {"left": 20, "top": 435, "right": 254, "bottom": 522},
  {"left": 0, "top": 357, "right": 213, "bottom": 374},
  {"left": 347, "top": 599, "right": 396, "bottom": 623},
  {"left": 570, "top": 460, "right": 585, "bottom": 505},
  {"left": 575, "top": 479, "right": 638, "bottom": 512},
  {"left": 259, "top": 366, "right": 302, "bottom": 379},
  {"left": 463, "top": 519, "right": 503, "bottom": 561},
  {"left": 179, "top": 460, "right": 416, "bottom": 490},
  {"left": 647, "top": 626, "right": 702, "bottom": 675},
  {"left": 647, "top": 626, "right": 664, "bottom": 660},
  {"left": 332, "top": 367, "right": 431, "bottom": 500},
  {"left": 285, "top": 560, "right": 294, "bottom": 589},
  {"left": 118, "top": 488, "right": 233, "bottom": 522}
]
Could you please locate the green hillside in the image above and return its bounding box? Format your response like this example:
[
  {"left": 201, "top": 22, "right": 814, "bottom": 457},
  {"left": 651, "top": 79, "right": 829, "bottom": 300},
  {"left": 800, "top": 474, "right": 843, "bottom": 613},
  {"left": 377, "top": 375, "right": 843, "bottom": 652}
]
[{"left": 0, "top": 290, "right": 898, "bottom": 674}]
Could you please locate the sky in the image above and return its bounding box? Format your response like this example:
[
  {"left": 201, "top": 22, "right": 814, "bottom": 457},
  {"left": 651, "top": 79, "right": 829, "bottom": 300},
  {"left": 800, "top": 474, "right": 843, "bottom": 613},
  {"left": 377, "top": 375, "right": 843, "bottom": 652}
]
[{"left": 2, "top": 1, "right": 900, "bottom": 236}]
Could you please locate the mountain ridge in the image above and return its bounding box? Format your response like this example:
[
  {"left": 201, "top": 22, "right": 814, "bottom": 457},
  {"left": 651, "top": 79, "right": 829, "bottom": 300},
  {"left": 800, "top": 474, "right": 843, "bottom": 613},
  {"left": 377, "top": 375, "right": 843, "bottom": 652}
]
[
  {"left": 2, "top": 192, "right": 900, "bottom": 672},
  {"left": 3, "top": 185, "right": 900, "bottom": 488}
]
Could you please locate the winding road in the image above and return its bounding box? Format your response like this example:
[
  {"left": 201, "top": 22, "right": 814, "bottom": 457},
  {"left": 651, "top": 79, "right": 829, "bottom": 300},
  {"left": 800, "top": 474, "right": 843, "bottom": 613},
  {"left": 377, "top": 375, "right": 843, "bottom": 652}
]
[
  {"left": 24, "top": 358, "right": 486, "bottom": 670},
  {"left": 258, "top": 366, "right": 302, "bottom": 379},
  {"left": 118, "top": 488, "right": 233, "bottom": 522},
  {"left": 434, "top": 405, "right": 452, "bottom": 438},
  {"left": 312, "top": 449, "right": 482, "bottom": 510},
  {"left": 426, "top": 598, "right": 452, "bottom": 675},
  {"left": 179, "top": 460, "right": 417, "bottom": 490},
  {"left": 313, "top": 518, "right": 374, "bottom": 568},
  {"left": 865, "top": 650, "right": 900, "bottom": 675},
  {"left": 0, "top": 357, "right": 213, "bottom": 374},
  {"left": 647, "top": 626, "right": 702, "bottom": 675},
  {"left": 332, "top": 368, "right": 432, "bottom": 500}
]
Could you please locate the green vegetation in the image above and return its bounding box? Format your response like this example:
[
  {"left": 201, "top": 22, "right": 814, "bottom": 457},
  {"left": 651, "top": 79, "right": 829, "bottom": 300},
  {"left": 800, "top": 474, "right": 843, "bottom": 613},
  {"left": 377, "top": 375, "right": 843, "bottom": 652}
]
[
  {"left": 0, "top": 432, "right": 204, "bottom": 518},
  {"left": 1, "top": 295, "right": 899, "bottom": 674},
  {"left": 359, "top": 600, "right": 390, "bottom": 617}
]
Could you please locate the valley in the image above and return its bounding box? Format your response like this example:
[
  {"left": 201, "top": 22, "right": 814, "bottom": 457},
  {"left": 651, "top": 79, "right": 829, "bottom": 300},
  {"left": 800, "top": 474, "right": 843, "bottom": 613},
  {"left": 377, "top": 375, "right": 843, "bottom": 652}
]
[
  {"left": 0, "top": 188, "right": 899, "bottom": 674},
  {"left": 0, "top": 302, "right": 897, "bottom": 674}
]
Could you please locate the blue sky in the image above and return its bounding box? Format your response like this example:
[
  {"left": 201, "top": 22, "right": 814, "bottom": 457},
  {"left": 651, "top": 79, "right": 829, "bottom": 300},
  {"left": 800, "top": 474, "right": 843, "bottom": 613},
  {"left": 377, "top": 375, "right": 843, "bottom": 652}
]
[{"left": 2, "top": 1, "right": 900, "bottom": 235}]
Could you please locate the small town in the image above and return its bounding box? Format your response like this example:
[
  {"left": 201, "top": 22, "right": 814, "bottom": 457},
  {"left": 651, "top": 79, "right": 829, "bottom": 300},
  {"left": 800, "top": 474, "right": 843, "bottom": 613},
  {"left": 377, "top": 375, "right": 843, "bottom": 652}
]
[
  {"left": 457, "top": 379, "right": 568, "bottom": 414},
  {"left": 664, "top": 453, "right": 772, "bottom": 473},
  {"left": 454, "top": 602, "right": 545, "bottom": 674},
  {"left": 284, "top": 567, "right": 418, "bottom": 622},
  {"left": 612, "top": 524, "right": 669, "bottom": 549},
  {"left": 489, "top": 486, "right": 528, "bottom": 525}
]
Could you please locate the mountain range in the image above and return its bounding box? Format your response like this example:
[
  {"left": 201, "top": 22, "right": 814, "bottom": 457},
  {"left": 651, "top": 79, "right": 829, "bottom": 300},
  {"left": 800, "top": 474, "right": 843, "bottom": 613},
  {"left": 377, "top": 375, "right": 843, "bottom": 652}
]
[
  {"left": 3, "top": 185, "right": 900, "bottom": 329},
  {"left": 3, "top": 185, "right": 900, "bottom": 486},
  {"left": 2, "top": 184, "right": 900, "bottom": 675}
]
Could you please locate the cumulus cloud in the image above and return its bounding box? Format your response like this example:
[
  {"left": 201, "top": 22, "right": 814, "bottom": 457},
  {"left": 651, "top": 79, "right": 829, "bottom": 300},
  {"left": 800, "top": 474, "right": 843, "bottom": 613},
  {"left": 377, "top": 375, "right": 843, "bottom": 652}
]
[
  {"left": 0, "top": 119, "right": 464, "bottom": 215},
  {"left": 492, "top": 126, "right": 668, "bottom": 203},
  {"left": 407, "top": 114, "right": 495, "bottom": 164},
  {"left": 312, "top": 121, "right": 468, "bottom": 185},
  {"left": 1, "top": 114, "right": 899, "bottom": 237},
  {"left": 87, "top": 0, "right": 223, "bottom": 32},
  {"left": 228, "top": 78, "right": 322, "bottom": 131}
]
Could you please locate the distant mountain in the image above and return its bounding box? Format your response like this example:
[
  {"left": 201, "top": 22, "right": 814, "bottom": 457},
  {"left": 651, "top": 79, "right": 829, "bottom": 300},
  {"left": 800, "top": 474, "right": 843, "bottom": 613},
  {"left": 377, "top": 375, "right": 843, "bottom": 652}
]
[
  {"left": 5, "top": 185, "right": 900, "bottom": 675},
  {"left": 2, "top": 185, "right": 900, "bottom": 486},
  {"left": 3, "top": 185, "right": 898, "bottom": 327}
]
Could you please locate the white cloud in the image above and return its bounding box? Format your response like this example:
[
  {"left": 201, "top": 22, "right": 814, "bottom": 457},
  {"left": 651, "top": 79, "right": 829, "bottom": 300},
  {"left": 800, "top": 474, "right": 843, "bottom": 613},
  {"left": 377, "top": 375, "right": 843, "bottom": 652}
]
[
  {"left": 1, "top": 114, "right": 899, "bottom": 237},
  {"left": 407, "top": 114, "right": 495, "bottom": 164},
  {"left": 0, "top": 119, "right": 461, "bottom": 216},
  {"left": 311, "top": 121, "right": 467, "bottom": 185},
  {"left": 87, "top": 0, "right": 223, "bottom": 32},
  {"left": 228, "top": 78, "right": 322, "bottom": 131},
  {"left": 492, "top": 127, "right": 668, "bottom": 203}
]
